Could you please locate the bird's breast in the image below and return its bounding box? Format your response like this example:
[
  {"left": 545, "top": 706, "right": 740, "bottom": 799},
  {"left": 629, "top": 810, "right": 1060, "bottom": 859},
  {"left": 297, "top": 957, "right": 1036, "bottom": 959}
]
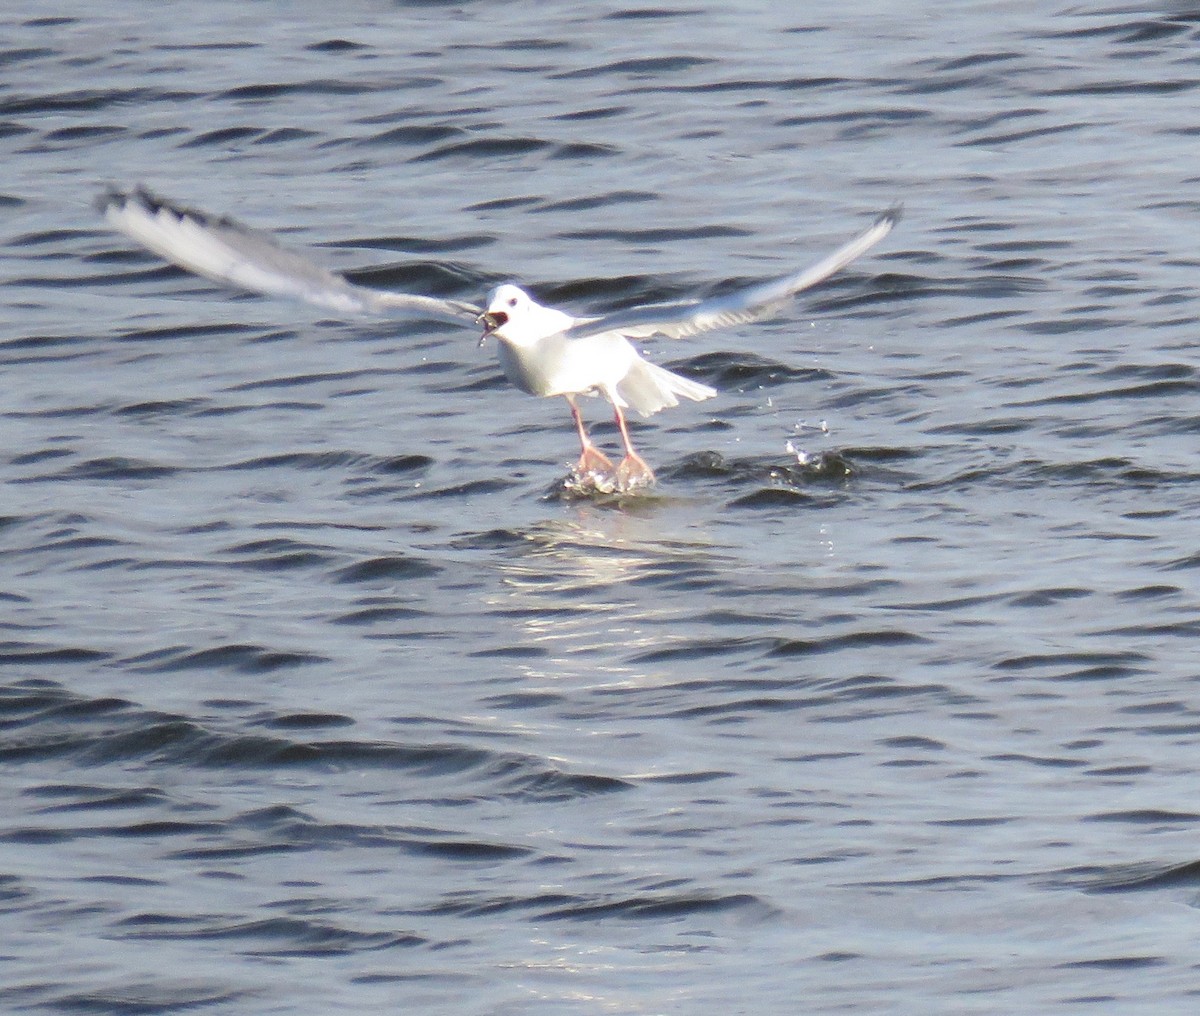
[{"left": 496, "top": 335, "right": 564, "bottom": 397}]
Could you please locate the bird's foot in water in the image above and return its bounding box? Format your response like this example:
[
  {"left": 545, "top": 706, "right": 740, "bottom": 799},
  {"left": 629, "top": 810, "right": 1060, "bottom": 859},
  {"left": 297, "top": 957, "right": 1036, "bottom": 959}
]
[
  {"left": 576, "top": 445, "right": 614, "bottom": 478},
  {"left": 562, "top": 446, "right": 618, "bottom": 495},
  {"left": 615, "top": 453, "right": 655, "bottom": 492},
  {"left": 562, "top": 447, "right": 656, "bottom": 496}
]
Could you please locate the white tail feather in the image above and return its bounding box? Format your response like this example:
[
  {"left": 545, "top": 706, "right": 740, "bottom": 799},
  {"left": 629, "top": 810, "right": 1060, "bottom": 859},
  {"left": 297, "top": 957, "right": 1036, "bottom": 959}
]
[{"left": 616, "top": 357, "right": 717, "bottom": 417}]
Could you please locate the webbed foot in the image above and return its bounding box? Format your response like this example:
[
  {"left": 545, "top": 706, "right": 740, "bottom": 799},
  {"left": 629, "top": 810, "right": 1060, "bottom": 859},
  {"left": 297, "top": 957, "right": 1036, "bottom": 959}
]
[
  {"left": 576, "top": 445, "right": 615, "bottom": 478},
  {"left": 615, "top": 453, "right": 655, "bottom": 491}
]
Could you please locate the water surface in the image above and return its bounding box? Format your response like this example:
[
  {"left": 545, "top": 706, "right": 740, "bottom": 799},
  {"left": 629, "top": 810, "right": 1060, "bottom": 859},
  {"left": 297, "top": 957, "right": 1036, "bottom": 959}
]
[{"left": 3, "top": 3, "right": 1200, "bottom": 1013}]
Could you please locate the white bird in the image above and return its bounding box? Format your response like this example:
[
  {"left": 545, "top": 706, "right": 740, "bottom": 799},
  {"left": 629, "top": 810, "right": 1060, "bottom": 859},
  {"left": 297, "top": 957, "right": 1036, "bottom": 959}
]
[{"left": 99, "top": 187, "right": 898, "bottom": 490}]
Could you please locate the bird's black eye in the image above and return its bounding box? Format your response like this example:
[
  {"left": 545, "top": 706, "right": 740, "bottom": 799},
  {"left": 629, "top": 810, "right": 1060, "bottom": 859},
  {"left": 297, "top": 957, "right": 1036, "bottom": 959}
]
[{"left": 507, "top": 297, "right": 518, "bottom": 308}]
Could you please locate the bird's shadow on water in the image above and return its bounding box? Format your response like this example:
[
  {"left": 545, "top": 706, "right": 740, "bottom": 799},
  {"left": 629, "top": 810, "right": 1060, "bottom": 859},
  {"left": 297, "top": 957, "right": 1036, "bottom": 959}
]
[{"left": 539, "top": 446, "right": 915, "bottom": 510}]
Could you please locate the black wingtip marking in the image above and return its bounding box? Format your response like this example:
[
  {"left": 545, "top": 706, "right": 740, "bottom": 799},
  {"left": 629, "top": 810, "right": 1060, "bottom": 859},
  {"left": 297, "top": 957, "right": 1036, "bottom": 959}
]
[
  {"left": 96, "top": 184, "right": 181, "bottom": 219},
  {"left": 94, "top": 183, "right": 130, "bottom": 215},
  {"left": 95, "top": 185, "right": 250, "bottom": 236}
]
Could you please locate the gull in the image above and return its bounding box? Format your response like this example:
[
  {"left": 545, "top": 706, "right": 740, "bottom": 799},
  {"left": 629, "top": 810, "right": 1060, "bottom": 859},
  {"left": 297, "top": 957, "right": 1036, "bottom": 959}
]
[{"left": 99, "top": 187, "right": 898, "bottom": 490}]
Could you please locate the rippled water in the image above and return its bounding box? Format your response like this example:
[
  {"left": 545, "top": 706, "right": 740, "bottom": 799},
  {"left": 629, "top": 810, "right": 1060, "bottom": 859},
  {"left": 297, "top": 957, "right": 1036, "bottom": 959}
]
[{"left": 4, "top": 3, "right": 1200, "bottom": 1013}]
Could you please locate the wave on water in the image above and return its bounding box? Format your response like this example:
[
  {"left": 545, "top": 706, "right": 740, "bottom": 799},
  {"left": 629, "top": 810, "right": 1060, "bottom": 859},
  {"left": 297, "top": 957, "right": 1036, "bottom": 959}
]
[{"left": 0, "top": 678, "right": 629, "bottom": 803}]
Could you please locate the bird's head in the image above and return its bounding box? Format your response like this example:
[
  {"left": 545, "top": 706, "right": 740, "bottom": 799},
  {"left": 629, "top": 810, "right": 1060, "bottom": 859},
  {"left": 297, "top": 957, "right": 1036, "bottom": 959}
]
[{"left": 477, "top": 284, "right": 533, "bottom": 346}]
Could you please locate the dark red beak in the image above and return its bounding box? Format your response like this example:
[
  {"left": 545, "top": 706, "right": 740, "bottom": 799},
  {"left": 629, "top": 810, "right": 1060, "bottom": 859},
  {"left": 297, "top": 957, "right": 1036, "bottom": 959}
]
[{"left": 477, "top": 310, "right": 507, "bottom": 346}]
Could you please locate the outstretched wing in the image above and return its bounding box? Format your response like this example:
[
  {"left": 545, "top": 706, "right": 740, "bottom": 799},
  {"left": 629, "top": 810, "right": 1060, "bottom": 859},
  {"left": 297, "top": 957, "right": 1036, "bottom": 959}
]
[
  {"left": 565, "top": 206, "right": 900, "bottom": 341},
  {"left": 98, "top": 187, "right": 481, "bottom": 321}
]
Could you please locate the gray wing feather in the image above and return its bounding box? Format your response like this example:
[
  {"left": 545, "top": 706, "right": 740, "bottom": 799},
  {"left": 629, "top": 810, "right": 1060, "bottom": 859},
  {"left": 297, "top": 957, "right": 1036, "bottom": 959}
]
[
  {"left": 98, "top": 187, "right": 481, "bottom": 321},
  {"left": 566, "top": 205, "right": 899, "bottom": 341}
]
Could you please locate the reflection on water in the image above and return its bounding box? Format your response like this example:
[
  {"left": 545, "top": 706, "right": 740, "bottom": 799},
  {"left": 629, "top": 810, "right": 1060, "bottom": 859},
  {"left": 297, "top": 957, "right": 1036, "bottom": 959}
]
[{"left": 486, "top": 510, "right": 727, "bottom": 680}]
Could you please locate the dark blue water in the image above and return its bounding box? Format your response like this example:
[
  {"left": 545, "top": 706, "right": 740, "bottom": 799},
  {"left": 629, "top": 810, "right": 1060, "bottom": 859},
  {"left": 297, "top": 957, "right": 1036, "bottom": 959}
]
[{"left": 4, "top": 3, "right": 1200, "bottom": 1013}]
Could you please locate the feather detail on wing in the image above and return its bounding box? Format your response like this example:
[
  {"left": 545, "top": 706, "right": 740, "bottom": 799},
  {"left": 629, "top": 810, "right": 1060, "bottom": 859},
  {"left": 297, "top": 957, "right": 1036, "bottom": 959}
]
[
  {"left": 98, "top": 187, "right": 481, "bottom": 321},
  {"left": 565, "top": 205, "right": 900, "bottom": 342}
]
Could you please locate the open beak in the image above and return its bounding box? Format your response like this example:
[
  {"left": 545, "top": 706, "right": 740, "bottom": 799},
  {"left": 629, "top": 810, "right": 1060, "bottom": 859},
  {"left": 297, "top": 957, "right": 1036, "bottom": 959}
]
[{"left": 476, "top": 310, "right": 507, "bottom": 347}]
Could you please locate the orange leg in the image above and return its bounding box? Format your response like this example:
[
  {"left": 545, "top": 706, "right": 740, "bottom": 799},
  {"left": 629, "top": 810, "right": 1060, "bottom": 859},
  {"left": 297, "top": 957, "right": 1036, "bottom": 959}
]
[
  {"left": 566, "top": 395, "right": 613, "bottom": 476},
  {"left": 612, "top": 402, "right": 655, "bottom": 489}
]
